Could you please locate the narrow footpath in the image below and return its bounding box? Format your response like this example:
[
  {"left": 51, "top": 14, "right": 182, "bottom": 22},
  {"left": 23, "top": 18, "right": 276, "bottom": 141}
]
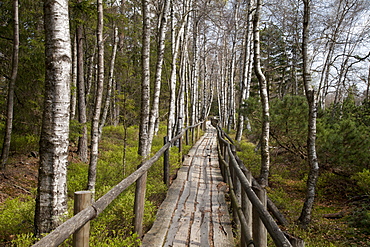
[{"left": 142, "top": 122, "right": 234, "bottom": 247}]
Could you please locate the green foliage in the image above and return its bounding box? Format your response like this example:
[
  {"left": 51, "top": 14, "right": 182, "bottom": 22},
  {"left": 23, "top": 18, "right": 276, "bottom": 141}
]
[
  {"left": 236, "top": 141, "right": 261, "bottom": 176},
  {"left": 11, "top": 233, "right": 39, "bottom": 247},
  {"left": 318, "top": 109, "right": 370, "bottom": 174},
  {"left": 69, "top": 119, "right": 83, "bottom": 144},
  {"left": 10, "top": 134, "right": 39, "bottom": 153},
  {"left": 0, "top": 196, "right": 35, "bottom": 241},
  {"left": 89, "top": 231, "right": 141, "bottom": 247},
  {"left": 352, "top": 169, "right": 370, "bottom": 195},
  {"left": 269, "top": 95, "right": 308, "bottom": 157},
  {"left": 67, "top": 162, "right": 89, "bottom": 197},
  {"left": 347, "top": 196, "right": 370, "bottom": 236}
]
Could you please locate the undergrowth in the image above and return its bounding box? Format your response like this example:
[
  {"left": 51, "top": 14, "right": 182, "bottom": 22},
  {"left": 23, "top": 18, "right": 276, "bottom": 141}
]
[
  {"left": 236, "top": 137, "right": 370, "bottom": 246},
  {"left": 0, "top": 124, "right": 199, "bottom": 246}
]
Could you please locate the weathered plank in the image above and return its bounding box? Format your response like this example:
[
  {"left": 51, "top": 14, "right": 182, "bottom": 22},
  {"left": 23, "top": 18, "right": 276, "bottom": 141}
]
[{"left": 142, "top": 125, "right": 234, "bottom": 247}]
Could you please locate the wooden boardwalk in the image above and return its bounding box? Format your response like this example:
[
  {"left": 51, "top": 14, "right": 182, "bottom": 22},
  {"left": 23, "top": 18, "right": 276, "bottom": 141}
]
[{"left": 142, "top": 123, "right": 234, "bottom": 247}]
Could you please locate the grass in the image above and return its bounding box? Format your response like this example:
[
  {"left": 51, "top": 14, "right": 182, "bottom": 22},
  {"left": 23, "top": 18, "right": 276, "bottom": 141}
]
[
  {"left": 236, "top": 136, "right": 370, "bottom": 246},
  {"left": 0, "top": 124, "right": 201, "bottom": 246}
]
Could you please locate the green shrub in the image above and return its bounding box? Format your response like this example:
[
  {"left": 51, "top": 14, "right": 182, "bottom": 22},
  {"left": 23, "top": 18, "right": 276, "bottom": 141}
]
[
  {"left": 236, "top": 141, "right": 261, "bottom": 176},
  {"left": 347, "top": 197, "right": 370, "bottom": 235},
  {"left": 0, "top": 196, "right": 35, "bottom": 242},
  {"left": 10, "top": 134, "right": 39, "bottom": 153},
  {"left": 67, "top": 162, "right": 88, "bottom": 197},
  {"left": 352, "top": 169, "right": 370, "bottom": 195},
  {"left": 69, "top": 119, "right": 83, "bottom": 144},
  {"left": 11, "top": 233, "right": 39, "bottom": 247}
]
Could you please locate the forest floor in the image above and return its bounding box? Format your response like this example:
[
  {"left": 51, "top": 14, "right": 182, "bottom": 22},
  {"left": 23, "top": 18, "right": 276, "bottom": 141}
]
[
  {"left": 1, "top": 145, "right": 370, "bottom": 246},
  {"left": 0, "top": 154, "right": 39, "bottom": 205}
]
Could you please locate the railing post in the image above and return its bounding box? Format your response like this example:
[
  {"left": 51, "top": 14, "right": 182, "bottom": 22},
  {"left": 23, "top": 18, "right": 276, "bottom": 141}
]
[
  {"left": 252, "top": 186, "right": 267, "bottom": 247},
  {"left": 185, "top": 128, "right": 189, "bottom": 145},
  {"left": 241, "top": 169, "right": 253, "bottom": 247},
  {"left": 73, "top": 191, "right": 92, "bottom": 247},
  {"left": 164, "top": 136, "right": 170, "bottom": 186},
  {"left": 230, "top": 145, "right": 241, "bottom": 236}
]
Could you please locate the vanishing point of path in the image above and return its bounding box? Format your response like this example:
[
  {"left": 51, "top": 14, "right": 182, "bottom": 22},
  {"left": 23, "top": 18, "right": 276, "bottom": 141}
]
[{"left": 142, "top": 122, "right": 234, "bottom": 247}]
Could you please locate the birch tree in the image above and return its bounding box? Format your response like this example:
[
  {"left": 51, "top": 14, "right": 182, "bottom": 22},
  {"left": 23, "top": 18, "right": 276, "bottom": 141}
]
[
  {"left": 134, "top": 0, "right": 151, "bottom": 237},
  {"left": 76, "top": 0, "right": 88, "bottom": 163},
  {"left": 236, "top": 0, "right": 253, "bottom": 141},
  {"left": 169, "top": 0, "right": 188, "bottom": 140},
  {"left": 148, "top": 0, "right": 170, "bottom": 146},
  {"left": 253, "top": 0, "right": 270, "bottom": 187},
  {"left": 87, "top": 0, "right": 104, "bottom": 193},
  {"left": 70, "top": 36, "right": 77, "bottom": 120},
  {"left": 298, "top": 0, "right": 319, "bottom": 228},
  {"left": 34, "top": 0, "right": 71, "bottom": 236},
  {"left": 0, "top": 0, "right": 19, "bottom": 170},
  {"left": 99, "top": 26, "right": 119, "bottom": 139}
]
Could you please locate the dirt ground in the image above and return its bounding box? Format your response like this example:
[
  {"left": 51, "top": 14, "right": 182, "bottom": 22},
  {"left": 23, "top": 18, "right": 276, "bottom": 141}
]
[{"left": 0, "top": 154, "right": 39, "bottom": 204}]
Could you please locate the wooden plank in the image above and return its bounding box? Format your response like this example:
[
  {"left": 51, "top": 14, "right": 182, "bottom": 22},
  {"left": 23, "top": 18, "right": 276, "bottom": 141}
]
[
  {"left": 142, "top": 125, "right": 234, "bottom": 247},
  {"left": 209, "top": 137, "right": 234, "bottom": 247}
]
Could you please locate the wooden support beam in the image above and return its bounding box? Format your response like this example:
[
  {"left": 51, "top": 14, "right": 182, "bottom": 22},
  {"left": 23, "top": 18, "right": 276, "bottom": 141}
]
[{"left": 73, "top": 191, "right": 92, "bottom": 247}]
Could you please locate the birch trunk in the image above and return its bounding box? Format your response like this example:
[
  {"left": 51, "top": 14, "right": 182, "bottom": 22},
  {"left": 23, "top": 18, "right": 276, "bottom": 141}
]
[
  {"left": 87, "top": 0, "right": 104, "bottom": 193},
  {"left": 169, "top": 0, "right": 187, "bottom": 140},
  {"left": 148, "top": 0, "right": 170, "bottom": 146},
  {"left": 227, "top": 1, "right": 239, "bottom": 133},
  {"left": 76, "top": 6, "right": 88, "bottom": 163},
  {"left": 176, "top": 23, "right": 189, "bottom": 139},
  {"left": 99, "top": 26, "right": 119, "bottom": 140},
  {"left": 0, "top": 0, "right": 19, "bottom": 170},
  {"left": 70, "top": 36, "right": 77, "bottom": 120},
  {"left": 134, "top": 0, "right": 151, "bottom": 237},
  {"left": 298, "top": 0, "right": 319, "bottom": 228},
  {"left": 34, "top": 0, "right": 71, "bottom": 236},
  {"left": 190, "top": 5, "right": 199, "bottom": 129},
  {"left": 253, "top": 0, "right": 270, "bottom": 187},
  {"left": 236, "top": 0, "right": 253, "bottom": 142}
]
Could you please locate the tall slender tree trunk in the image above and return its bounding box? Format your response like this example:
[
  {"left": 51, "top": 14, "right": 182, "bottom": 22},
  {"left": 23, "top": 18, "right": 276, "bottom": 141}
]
[
  {"left": 87, "top": 0, "right": 104, "bottom": 193},
  {"left": 0, "top": 0, "right": 19, "bottom": 171},
  {"left": 227, "top": 1, "right": 240, "bottom": 133},
  {"left": 169, "top": 0, "right": 186, "bottom": 140},
  {"left": 236, "top": 0, "right": 253, "bottom": 142},
  {"left": 70, "top": 36, "right": 77, "bottom": 120},
  {"left": 366, "top": 63, "right": 370, "bottom": 100},
  {"left": 34, "top": 0, "right": 71, "bottom": 236},
  {"left": 253, "top": 0, "right": 270, "bottom": 187},
  {"left": 76, "top": 5, "right": 88, "bottom": 163},
  {"left": 298, "top": 0, "right": 319, "bottom": 228},
  {"left": 148, "top": 0, "right": 170, "bottom": 146},
  {"left": 190, "top": 4, "right": 199, "bottom": 134},
  {"left": 134, "top": 0, "right": 151, "bottom": 237},
  {"left": 99, "top": 26, "right": 119, "bottom": 140}
]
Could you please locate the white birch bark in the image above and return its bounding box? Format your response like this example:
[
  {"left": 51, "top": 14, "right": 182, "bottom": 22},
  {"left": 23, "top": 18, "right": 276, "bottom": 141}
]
[
  {"left": 76, "top": 6, "right": 88, "bottom": 163},
  {"left": 134, "top": 0, "right": 151, "bottom": 237},
  {"left": 99, "top": 26, "right": 119, "bottom": 140},
  {"left": 253, "top": 0, "right": 270, "bottom": 187},
  {"left": 190, "top": 4, "right": 199, "bottom": 130},
  {"left": 298, "top": 0, "right": 319, "bottom": 228},
  {"left": 236, "top": 0, "right": 253, "bottom": 142},
  {"left": 87, "top": 0, "right": 104, "bottom": 193},
  {"left": 148, "top": 0, "right": 170, "bottom": 146},
  {"left": 35, "top": 0, "right": 71, "bottom": 236},
  {"left": 178, "top": 2, "right": 192, "bottom": 138},
  {"left": 0, "top": 0, "right": 19, "bottom": 170},
  {"left": 169, "top": 0, "right": 187, "bottom": 140},
  {"left": 70, "top": 36, "right": 77, "bottom": 120}
]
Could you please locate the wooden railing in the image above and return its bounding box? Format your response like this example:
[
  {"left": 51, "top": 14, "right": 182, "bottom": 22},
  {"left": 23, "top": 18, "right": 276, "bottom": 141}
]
[
  {"left": 213, "top": 120, "right": 304, "bottom": 247},
  {"left": 32, "top": 121, "right": 204, "bottom": 247}
]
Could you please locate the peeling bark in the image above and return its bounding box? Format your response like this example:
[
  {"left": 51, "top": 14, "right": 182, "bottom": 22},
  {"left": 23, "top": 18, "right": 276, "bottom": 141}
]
[{"left": 35, "top": 0, "right": 71, "bottom": 236}]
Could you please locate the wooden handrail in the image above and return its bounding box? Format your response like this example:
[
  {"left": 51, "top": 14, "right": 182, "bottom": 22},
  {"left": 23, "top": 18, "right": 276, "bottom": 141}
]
[
  {"left": 214, "top": 124, "right": 296, "bottom": 247},
  {"left": 32, "top": 121, "right": 204, "bottom": 247}
]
